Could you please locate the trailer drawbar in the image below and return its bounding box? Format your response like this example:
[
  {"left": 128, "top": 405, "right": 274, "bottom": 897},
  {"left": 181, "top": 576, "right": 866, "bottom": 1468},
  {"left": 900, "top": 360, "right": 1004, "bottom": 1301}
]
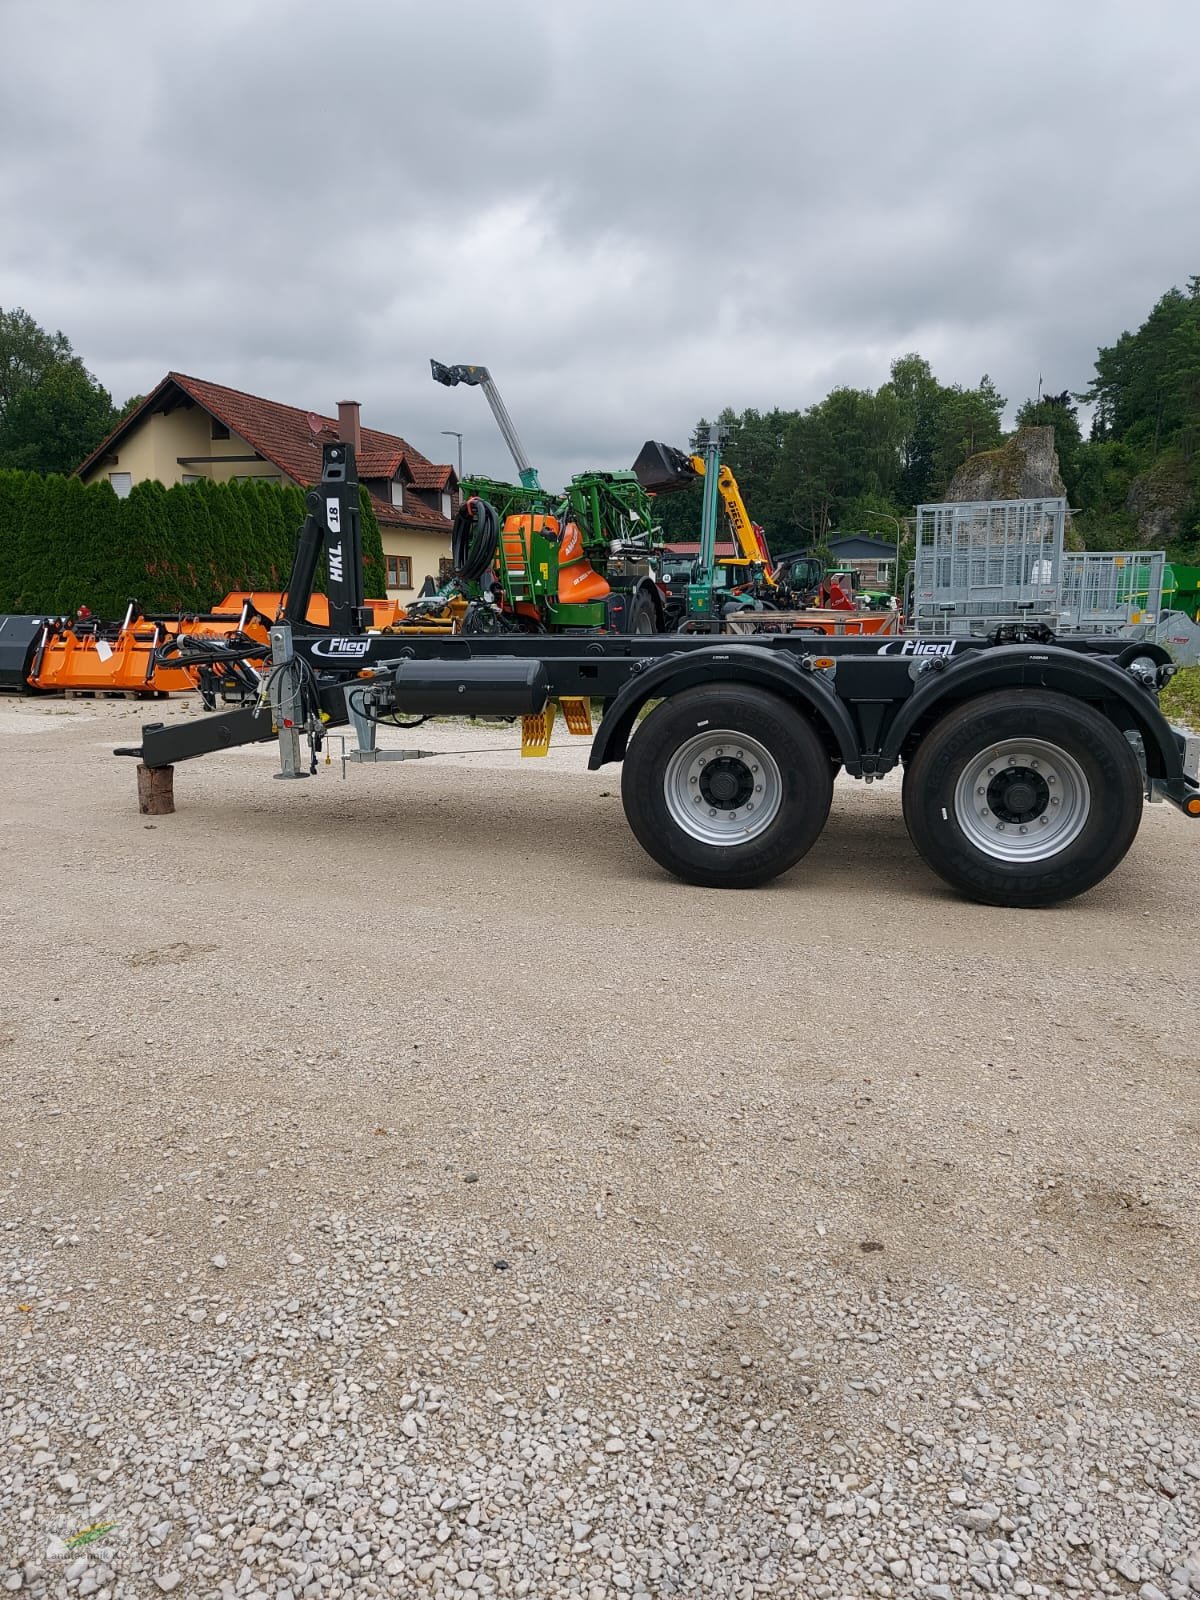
[{"left": 112, "top": 441, "right": 1199, "bottom": 908}]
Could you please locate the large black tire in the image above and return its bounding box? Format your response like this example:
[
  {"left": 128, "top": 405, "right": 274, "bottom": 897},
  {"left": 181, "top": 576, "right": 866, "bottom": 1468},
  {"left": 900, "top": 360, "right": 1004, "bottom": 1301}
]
[
  {"left": 626, "top": 587, "right": 659, "bottom": 635},
  {"left": 621, "top": 685, "right": 834, "bottom": 888},
  {"left": 902, "top": 688, "right": 1144, "bottom": 907}
]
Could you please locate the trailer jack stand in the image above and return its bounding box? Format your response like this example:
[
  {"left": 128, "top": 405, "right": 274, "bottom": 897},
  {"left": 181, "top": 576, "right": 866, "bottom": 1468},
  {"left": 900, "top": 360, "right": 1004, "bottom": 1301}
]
[
  {"left": 137, "top": 762, "right": 174, "bottom": 815},
  {"left": 268, "top": 623, "right": 312, "bottom": 779}
]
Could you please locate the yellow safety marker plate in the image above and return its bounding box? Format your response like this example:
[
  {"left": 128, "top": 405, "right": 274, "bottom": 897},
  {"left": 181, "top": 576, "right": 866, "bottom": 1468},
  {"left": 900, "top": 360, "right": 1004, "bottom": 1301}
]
[
  {"left": 559, "top": 696, "right": 593, "bottom": 736},
  {"left": 521, "top": 703, "right": 557, "bottom": 757}
]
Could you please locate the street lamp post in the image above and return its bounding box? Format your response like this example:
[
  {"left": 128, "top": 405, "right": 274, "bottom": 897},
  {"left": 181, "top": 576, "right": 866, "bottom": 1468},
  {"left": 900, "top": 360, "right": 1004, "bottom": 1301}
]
[
  {"left": 440, "top": 430, "right": 464, "bottom": 479},
  {"left": 860, "top": 511, "right": 904, "bottom": 597}
]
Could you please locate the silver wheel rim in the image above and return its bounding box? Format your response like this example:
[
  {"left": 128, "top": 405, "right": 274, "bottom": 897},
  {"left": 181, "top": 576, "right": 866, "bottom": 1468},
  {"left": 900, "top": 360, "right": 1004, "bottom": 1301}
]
[
  {"left": 953, "top": 736, "right": 1090, "bottom": 862},
  {"left": 664, "top": 729, "right": 783, "bottom": 845}
]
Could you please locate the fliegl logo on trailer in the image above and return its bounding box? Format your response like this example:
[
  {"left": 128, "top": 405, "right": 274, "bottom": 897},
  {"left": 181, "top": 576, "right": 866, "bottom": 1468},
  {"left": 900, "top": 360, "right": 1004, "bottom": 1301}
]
[
  {"left": 876, "top": 639, "right": 957, "bottom": 658},
  {"left": 311, "top": 637, "right": 370, "bottom": 658}
]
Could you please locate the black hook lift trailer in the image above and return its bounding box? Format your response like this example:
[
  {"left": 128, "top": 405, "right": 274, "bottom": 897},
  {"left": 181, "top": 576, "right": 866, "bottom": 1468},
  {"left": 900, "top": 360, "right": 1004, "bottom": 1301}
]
[{"left": 116, "top": 442, "right": 1200, "bottom": 907}]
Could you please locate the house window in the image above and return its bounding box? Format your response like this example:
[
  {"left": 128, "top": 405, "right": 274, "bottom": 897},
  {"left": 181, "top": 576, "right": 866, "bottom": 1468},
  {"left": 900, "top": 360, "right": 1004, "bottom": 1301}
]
[
  {"left": 182, "top": 473, "right": 202, "bottom": 485},
  {"left": 386, "top": 555, "right": 412, "bottom": 590},
  {"left": 211, "top": 419, "right": 230, "bottom": 440},
  {"left": 390, "top": 480, "right": 404, "bottom": 509},
  {"left": 441, "top": 491, "right": 453, "bottom": 519},
  {"left": 109, "top": 472, "right": 132, "bottom": 499}
]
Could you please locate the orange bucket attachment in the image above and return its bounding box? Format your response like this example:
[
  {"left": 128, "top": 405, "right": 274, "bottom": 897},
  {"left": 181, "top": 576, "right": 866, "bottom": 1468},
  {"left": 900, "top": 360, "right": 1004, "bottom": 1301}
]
[{"left": 30, "top": 617, "right": 196, "bottom": 695}]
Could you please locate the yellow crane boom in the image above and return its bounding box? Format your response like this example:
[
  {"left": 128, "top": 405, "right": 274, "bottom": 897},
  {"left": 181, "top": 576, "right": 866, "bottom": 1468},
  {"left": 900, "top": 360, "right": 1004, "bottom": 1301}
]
[{"left": 687, "top": 456, "right": 775, "bottom": 583}]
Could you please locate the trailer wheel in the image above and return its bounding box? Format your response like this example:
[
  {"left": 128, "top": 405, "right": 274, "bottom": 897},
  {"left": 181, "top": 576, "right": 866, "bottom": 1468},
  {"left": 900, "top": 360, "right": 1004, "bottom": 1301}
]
[
  {"left": 902, "top": 689, "right": 1143, "bottom": 907},
  {"left": 621, "top": 685, "right": 833, "bottom": 887},
  {"left": 626, "top": 588, "right": 659, "bottom": 635}
]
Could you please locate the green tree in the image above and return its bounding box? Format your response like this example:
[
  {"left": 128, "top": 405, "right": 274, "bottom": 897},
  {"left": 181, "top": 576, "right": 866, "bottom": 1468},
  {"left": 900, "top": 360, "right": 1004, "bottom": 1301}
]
[
  {"left": 1075, "top": 276, "right": 1200, "bottom": 549},
  {"left": 1086, "top": 280, "right": 1200, "bottom": 451},
  {"left": 32, "top": 473, "right": 77, "bottom": 611},
  {"left": 359, "top": 486, "right": 385, "bottom": 591},
  {"left": 215, "top": 481, "right": 254, "bottom": 589},
  {"left": 259, "top": 480, "right": 294, "bottom": 586},
  {"left": 0, "top": 469, "right": 30, "bottom": 608},
  {"left": 0, "top": 307, "right": 76, "bottom": 420},
  {"left": 766, "top": 385, "right": 904, "bottom": 544},
  {"left": 72, "top": 478, "right": 123, "bottom": 612},
  {"left": 186, "top": 480, "right": 220, "bottom": 602},
  {"left": 648, "top": 477, "right": 704, "bottom": 546},
  {"left": 929, "top": 375, "right": 1006, "bottom": 494},
  {"left": 0, "top": 468, "right": 40, "bottom": 608},
  {"left": 878, "top": 359, "right": 1006, "bottom": 502},
  {"left": 162, "top": 483, "right": 207, "bottom": 610},
  {"left": 0, "top": 361, "right": 118, "bottom": 474},
  {"left": 118, "top": 479, "right": 171, "bottom": 611},
  {"left": 55, "top": 477, "right": 99, "bottom": 610},
  {"left": 716, "top": 406, "right": 799, "bottom": 539},
  {"left": 191, "top": 478, "right": 234, "bottom": 598},
  {"left": 879, "top": 353, "right": 942, "bottom": 506},
  {"left": 773, "top": 406, "right": 838, "bottom": 543}
]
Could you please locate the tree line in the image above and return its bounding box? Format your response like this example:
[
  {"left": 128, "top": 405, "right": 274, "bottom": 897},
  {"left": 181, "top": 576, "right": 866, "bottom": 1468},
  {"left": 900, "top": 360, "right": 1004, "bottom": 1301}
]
[
  {"left": 652, "top": 278, "right": 1200, "bottom": 560},
  {"left": 0, "top": 471, "right": 384, "bottom": 616},
  {"left": 653, "top": 358, "right": 1008, "bottom": 553},
  {"left": 2, "top": 275, "right": 1197, "bottom": 597}
]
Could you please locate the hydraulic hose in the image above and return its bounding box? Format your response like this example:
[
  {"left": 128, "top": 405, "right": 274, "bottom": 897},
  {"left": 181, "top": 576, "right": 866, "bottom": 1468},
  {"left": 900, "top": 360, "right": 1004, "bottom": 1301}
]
[
  {"left": 346, "top": 686, "right": 429, "bottom": 731},
  {"left": 452, "top": 497, "right": 500, "bottom": 585},
  {"left": 154, "top": 632, "right": 271, "bottom": 669}
]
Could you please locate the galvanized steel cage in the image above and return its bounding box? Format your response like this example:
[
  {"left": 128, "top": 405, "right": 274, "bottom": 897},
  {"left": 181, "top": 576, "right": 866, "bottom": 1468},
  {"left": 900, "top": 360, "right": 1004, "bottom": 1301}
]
[
  {"left": 1058, "top": 551, "right": 1165, "bottom": 636},
  {"left": 910, "top": 498, "right": 1066, "bottom": 634}
]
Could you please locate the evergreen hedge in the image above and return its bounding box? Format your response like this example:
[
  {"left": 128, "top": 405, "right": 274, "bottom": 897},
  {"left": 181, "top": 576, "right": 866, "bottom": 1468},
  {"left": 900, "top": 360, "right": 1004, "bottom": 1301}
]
[{"left": 0, "top": 471, "right": 385, "bottom": 615}]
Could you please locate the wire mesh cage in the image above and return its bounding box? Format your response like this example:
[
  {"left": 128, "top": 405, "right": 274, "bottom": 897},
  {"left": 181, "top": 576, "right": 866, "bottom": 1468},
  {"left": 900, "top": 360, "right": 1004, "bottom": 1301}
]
[
  {"left": 910, "top": 499, "right": 1066, "bottom": 633},
  {"left": 1058, "top": 551, "right": 1165, "bottom": 636}
]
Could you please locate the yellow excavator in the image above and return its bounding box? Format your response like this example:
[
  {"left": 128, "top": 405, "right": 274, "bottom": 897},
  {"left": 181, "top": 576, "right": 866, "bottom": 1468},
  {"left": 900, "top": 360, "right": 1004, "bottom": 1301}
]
[
  {"left": 633, "top": 431, "right": 776, "bottom": 623},
  {"left": 633, "top": 432, "right": 892, "bottom": 635},
  {"left": 691, "top": 457, "right": 775, "bottom": 578}
]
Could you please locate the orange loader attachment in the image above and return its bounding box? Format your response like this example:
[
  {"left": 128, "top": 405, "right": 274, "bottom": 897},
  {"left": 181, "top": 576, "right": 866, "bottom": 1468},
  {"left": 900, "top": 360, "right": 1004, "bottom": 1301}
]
[
  {"left": 25, "top": 589, "right": 406, "bottom": 699},
  {"left": 27, "top": 602, "right": 275, "bottom": 698},
  {"left": 30, "top": 614, "right": 200, "bottom": 695}
]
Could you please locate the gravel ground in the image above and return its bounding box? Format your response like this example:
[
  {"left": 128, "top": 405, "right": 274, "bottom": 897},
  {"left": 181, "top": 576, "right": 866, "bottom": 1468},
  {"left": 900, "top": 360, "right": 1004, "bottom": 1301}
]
[{"left": 1, "top": 696, "right": 1197, "bottom": 1600}]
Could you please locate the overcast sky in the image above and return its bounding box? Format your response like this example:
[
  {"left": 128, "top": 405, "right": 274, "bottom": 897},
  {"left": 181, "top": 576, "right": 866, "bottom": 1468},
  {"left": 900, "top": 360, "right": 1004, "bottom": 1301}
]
[{"left": 2, "top": 0, "right": 1197, "bottom": 485}]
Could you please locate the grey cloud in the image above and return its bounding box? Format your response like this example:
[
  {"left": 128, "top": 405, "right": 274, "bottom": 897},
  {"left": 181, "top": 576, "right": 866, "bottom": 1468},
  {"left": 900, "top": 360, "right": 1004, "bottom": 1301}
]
[{"left": 1, "top": 0, "right": 1197, "bottom": 487}]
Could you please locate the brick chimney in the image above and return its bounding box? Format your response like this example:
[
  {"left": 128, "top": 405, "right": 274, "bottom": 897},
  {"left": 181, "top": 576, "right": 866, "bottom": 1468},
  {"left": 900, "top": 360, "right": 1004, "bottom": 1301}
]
[{"left": 337, "top": 400, "right": 362, "bottom": 456}]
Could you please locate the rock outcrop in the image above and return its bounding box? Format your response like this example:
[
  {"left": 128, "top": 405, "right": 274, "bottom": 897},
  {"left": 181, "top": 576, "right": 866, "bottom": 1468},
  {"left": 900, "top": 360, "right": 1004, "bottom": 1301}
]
[
  {"left": 945, "top": 426, "right": 1067, "bottom": 503},
  {"left": 1125, "top": 452, "right": 1193, "bottom": 547}
]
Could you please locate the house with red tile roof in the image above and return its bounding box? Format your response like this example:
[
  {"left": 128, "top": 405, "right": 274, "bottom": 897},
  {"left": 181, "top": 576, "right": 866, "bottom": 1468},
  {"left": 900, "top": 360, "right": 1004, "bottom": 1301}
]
[{"left": 76, "top": 373, "right": 457, "bottom": 596}]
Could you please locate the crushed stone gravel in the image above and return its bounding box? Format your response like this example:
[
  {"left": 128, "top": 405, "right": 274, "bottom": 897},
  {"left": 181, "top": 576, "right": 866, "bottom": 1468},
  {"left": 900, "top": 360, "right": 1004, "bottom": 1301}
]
[{"left": 1, "top": 697, "right": 1197, "bottom": 1599}]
